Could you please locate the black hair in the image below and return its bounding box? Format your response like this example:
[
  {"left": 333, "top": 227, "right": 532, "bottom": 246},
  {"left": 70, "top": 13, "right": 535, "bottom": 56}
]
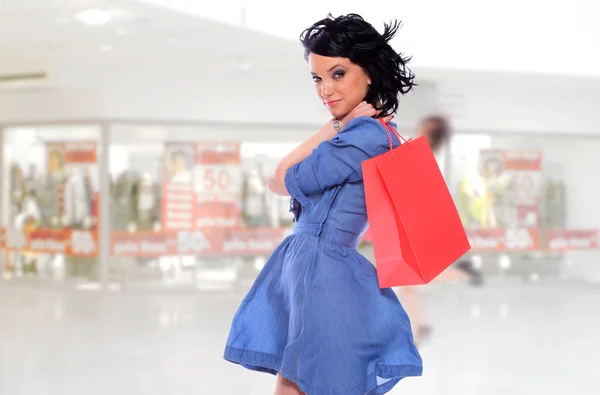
[
  {"left": 299, "top": 13, "right": 415, "bottom": 117},
  {"left": 421, "top": 115, "right": 451, "bottom": 152}
]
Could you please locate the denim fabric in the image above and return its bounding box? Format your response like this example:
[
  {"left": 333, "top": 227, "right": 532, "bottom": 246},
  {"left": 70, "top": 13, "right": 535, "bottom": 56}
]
[{"left": 224, "top": 117, "right": 423, "bottom": 395}]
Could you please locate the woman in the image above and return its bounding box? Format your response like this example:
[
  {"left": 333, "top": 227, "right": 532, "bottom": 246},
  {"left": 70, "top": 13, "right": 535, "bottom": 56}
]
[{"left": 224, "top": 14, "right": 422, "bottom": 395}]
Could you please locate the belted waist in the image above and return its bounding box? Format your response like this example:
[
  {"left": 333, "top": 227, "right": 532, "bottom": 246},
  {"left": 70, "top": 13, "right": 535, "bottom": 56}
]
[{"left": 292, "top": 223, "right": 361, "bottom": 249}]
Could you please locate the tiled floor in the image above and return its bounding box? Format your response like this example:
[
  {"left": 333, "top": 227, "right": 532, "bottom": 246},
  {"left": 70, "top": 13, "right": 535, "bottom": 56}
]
[{"left": 0, "top": 278, "right": 598, "bottom": 395}]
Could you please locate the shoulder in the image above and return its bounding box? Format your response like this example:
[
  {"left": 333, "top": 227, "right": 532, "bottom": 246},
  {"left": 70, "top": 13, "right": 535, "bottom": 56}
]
[
  {"left": 332, "top": 116, "right": 394, "bottom": 154},
  {"left": 339, "top": 116, "right": 388, "bottom": 137}
]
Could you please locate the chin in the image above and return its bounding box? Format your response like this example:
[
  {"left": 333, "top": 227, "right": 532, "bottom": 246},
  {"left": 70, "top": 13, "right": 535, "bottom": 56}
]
[{"left": 328, "top": 108, "right": 349, "bottom": 120}]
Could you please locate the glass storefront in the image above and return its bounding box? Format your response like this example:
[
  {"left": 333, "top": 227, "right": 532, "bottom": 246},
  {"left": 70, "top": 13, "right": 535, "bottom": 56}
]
[
  {"left": 447, "top": 133, "right": 600, "bottom": 282},
  {"left": 2, "top": 122, "right": 599, "bottom": 289},
  {"left": 1, "top": 125, "right": 101, "bottom": 284}
]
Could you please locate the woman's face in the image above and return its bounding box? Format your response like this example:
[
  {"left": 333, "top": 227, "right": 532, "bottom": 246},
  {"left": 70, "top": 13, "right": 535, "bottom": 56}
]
[{"left": 308, "top": 53, "right": 371, "bottom": 119}]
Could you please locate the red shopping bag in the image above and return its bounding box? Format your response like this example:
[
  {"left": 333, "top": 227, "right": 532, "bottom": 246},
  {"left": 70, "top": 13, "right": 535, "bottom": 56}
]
[{"left": 361, "top": 119, "right": 471, "bottom": 288}]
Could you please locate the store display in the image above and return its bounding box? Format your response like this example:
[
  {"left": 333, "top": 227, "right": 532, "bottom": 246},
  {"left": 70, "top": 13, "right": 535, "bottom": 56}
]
[
  {"left": 113, "top": 169, "right": 142, "bottom": 231},
  {"left": 241, "top": 167, "right": 268, "bottom": 227},
  {"left": 541, "top": 178, "right": 566, "bottom": 227},
  {"left": 135, "top": 173, "right": 161, "bottom": 231},
  {"left": 162, "top": 143, "right": 195, "bottom": 230},
  {"left": 2, "top": 126, "right": 596, "bottom": 290},
  {"left": 63, "top": 167, "right": 94, "bottom": 228},
  {"left": 9, "top": 164, "right": 26, "bottom": 219},
  {"left": 36, "top": 171, "right": 66, "bottom": 228},
  {"left": 194, "top": 142, "right": 242, "bottom": 228}
]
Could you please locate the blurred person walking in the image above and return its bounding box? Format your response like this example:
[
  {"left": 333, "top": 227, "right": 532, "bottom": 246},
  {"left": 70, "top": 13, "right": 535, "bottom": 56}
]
[{"left": 398, "top": 115, "right": 483, "bottom": 345}]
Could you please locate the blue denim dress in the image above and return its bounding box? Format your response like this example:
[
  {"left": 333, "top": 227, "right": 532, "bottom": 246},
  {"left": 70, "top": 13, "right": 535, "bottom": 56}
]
[{"left": 224, "top": 117, "right": 422, "bottom": 394}]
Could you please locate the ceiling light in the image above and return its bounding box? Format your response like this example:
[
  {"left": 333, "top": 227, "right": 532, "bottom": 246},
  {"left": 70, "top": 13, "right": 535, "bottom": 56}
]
[{"left": 75, "top": 9, "right": 111, "bottom": 25}]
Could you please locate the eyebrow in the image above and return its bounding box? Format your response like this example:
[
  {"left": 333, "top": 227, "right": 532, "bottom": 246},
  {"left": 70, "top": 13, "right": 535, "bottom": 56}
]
[{"left": 310, "top": 64, "right": 344, "bottom": 76}]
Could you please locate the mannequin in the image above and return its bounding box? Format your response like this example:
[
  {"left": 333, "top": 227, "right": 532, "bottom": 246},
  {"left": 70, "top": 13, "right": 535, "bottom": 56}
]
[
  {"left": 112, "top": 169, "right": 142, "bottom": 231},
  {"left": 9, "top": 164, "right": 26, "bottom": 220},
  {"left": 12, "top": 187, "right": 41, "bottom": 275},
  {"left": 63, "top": 167, "right": 94, "bottom": 228},
  {"left": 241, "top": 166, "right": 268, "bottom": 228},
  {"left": 135, "top": 172, "right": 162, "bottom": 231},
  {"left": 63, "top": 167, "right": 95, "bottom": 280},
  {"left": 541, "top": 177, "right": 566, "bottom": 227}
]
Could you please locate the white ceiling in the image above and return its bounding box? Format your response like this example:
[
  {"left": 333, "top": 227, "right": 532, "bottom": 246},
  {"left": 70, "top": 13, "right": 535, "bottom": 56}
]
[
  {"left": 0, "top": 0, "right": 306, "bottom": 89},
  {"left": 143, "top": 0, "right": 600, "bottom": 77},
  {"left": 0, "top": 0, "right": 599, "bottom": 93}
]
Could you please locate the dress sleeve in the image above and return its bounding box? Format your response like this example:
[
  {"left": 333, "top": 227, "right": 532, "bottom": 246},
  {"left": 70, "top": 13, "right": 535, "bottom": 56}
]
[{"left": 284, "top": 117, "right": 393, "bottom": 205}]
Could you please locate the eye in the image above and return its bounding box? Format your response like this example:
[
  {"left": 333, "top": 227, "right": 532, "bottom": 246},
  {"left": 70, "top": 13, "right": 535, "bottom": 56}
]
[
  {"left": 333, "top": 70, "right": 345, "bottom": 79},
  {"left": 312, "top": 76, "right": 321, "bottom": 82}
]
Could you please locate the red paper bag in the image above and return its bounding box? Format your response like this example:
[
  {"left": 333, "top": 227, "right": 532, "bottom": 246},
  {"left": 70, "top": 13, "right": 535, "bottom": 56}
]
[{"left": 361, "top": 120, "right": 471, "bottom": 288}]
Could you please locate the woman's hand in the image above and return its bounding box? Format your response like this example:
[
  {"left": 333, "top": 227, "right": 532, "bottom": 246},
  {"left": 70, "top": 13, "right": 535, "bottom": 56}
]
[
  {"left": 267, "top": 103, "right": 396, "bottom": 196},
  {"left": 339, "top": 101, "right": 395, "bottom": 130}
]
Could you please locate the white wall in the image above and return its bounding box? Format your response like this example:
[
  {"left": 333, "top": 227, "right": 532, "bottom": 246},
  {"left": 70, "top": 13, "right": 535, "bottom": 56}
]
[
  {"left": 0, "top": 67, "right": 438, "bottom": 137},
  {"left": 2, "top": 66, "right": 599, "bottom": 138},
  {"left": 148, "top": 0, "right": 600, "bottom": 77},
  {"left": 436, "top": 78, "right": 600, "bottom": 136}
]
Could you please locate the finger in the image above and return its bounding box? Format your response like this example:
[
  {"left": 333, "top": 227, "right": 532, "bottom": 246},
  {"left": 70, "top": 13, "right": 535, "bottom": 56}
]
[
  {"left": 364, "top": 108, "right": 377, "bottom": 117},
  {"left": 354, "top": 104, "right": 374, "bottom": 117},
  {"left": 355, "top": 101, "right": 369, "bottom": 111},
  {"left": 382, "top": 114, "right": 394, "bottom": 123}
]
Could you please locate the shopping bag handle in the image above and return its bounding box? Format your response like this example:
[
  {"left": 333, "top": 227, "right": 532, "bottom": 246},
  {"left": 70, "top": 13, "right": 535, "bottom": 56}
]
[{"left": 378, "top": 118, "right": 411, "bottom": 156}]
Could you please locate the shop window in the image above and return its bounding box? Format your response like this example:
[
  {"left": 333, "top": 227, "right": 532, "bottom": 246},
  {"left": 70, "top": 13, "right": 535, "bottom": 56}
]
[{"left": 2, "top": 125, "right": 101, "bottom": 283}]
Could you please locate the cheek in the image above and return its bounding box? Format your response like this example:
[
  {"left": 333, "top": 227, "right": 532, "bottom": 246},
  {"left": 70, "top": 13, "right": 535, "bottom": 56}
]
[{"left": 342, "top": 78, "right": 368, "bottom": 105}]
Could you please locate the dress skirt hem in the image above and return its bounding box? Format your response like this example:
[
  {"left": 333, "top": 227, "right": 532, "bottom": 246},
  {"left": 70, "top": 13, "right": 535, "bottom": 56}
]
[{"left": 224, "top": 346, "right": 423, "bottom": 395}]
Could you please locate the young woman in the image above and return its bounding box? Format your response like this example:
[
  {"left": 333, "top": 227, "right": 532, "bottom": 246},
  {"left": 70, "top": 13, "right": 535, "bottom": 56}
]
[{"left": 224, "top": 14, "right": 422, "bottom": 395}]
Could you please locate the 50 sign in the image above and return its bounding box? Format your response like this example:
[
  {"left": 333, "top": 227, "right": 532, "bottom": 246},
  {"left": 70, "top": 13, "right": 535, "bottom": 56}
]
[
  {"left": 176, "top": 230, "right": 213, "bottom": 254},
  {"left": 195, "top": 166, "right": 241, "bottom": 194},
  {"left": 70, "top": 230, "right": 98, "bottom": 255}
]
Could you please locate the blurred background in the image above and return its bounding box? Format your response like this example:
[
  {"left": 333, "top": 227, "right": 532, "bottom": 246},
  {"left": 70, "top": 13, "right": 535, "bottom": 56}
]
[{"left": 1, "top": 0, "right": 599, "bottom": 394}]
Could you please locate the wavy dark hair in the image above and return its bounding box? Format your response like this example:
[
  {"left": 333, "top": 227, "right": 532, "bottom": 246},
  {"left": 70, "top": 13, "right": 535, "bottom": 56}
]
[{"left": 299, "top": 13, "right": 415, "bottom": 117}]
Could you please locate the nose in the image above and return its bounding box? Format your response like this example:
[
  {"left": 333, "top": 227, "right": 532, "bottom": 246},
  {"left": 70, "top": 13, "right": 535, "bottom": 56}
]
[{"left": 320, "top": 79, "right": 334, "bottom": 98}]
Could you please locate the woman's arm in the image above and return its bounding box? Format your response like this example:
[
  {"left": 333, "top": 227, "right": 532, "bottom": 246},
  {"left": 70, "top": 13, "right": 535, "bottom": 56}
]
[
  {"left": 268, "top": 119, "right": 338, "bottom": 196},
  {"left": 268, "top": 101, "right": 383, "bottom": 196}
]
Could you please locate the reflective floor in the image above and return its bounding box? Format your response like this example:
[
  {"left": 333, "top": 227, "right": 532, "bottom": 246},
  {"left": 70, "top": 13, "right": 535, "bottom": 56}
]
[{"left": 0, "top": 278, "right": 598, "bottom": 395}]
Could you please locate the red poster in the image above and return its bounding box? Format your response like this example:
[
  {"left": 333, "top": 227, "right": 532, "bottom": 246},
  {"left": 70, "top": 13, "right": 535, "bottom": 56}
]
[
  {"left": 2, "top": 227, "right": 98, "bottom": 257},
  {"left": 162, "top": 143, "right": 195, "bottom": 230},
  {"left": 466, "top": 228, "right": 540, "bottom": 251},
  {"left": 194, "top": 142, "right": 242, "bottom": 228},
  {"left": 545, "top": 229, "right": 599, "bottom": 251},
  {"left": 110, "top": 228, "right": 287, "bottom": 256},
  {"left": 477, "top": 149, "right": 542, "bottom": 228}
]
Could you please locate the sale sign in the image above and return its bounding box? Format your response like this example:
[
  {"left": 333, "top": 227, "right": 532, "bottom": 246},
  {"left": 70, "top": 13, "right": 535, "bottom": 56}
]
[
  {"left": 545, "top": 229, "right": 599, "bottom": 251},
  {"left": 2, "top": 227, "right": 98, "bottom": 257},
  {"left": 478, "top": 149, "right": 542, "bottom": 228},
  {"left": 162, "top": 143, "right": 196, "bottom": 231},
  {"left": 194, "top": 142, "right": 242, "bottom": 228},
  {"left": 466, "top": 228, "right": 540, "bottom": 251},
  {"left": 109, "top": 228, "right": 287, "bottom": 256}
]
